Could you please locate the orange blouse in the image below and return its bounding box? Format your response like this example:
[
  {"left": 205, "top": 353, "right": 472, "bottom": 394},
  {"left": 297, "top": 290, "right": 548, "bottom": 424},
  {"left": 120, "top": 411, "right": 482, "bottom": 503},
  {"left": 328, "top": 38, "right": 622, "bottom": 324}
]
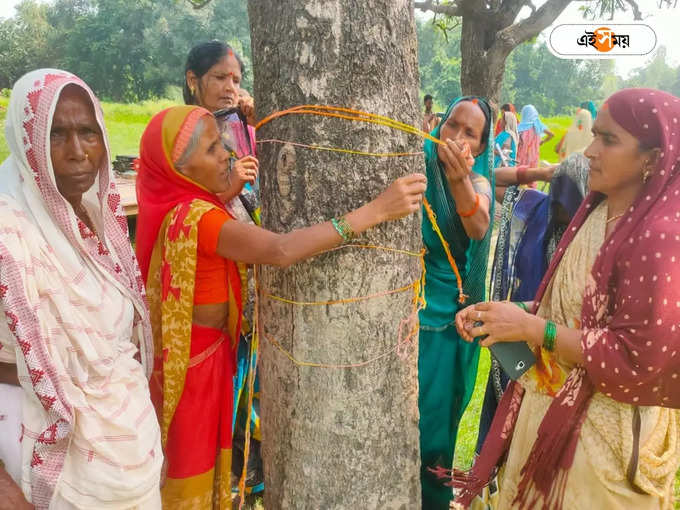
[{"left": 194, "top": 208, "right": 231, "bottom": 304}]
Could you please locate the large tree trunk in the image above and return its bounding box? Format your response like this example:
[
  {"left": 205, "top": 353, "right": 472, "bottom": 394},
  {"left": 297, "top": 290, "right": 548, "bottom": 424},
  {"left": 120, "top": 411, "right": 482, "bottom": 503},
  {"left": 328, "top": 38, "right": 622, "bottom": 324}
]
[
  {"left": 248, "top": 1, "right": 422, "bottom": 508},
  {"left": 460, "top": 17, "right": 509, "bottom": 108}
]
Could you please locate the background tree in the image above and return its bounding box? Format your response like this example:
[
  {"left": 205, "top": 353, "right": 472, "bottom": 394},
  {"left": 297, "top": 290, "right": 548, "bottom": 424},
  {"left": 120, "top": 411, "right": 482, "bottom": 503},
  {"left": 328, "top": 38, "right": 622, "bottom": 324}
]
[
  {"left": 414, "top": 0, "right": 678, "bottom": 106},
  {"left": 0, "top": 0, "right": 252, "bottom": 101},
  {"left": 248, "top": 0, "right": 423, "bottom": 507},
  {"left": 0, "top": 0, "right": 53, "bottom": 89},
  {"left": 623, "top": 46, "right": 680, "bottom": 96},
  {"left": 502, "top": 40, "right": 613, "bottom": 114}
]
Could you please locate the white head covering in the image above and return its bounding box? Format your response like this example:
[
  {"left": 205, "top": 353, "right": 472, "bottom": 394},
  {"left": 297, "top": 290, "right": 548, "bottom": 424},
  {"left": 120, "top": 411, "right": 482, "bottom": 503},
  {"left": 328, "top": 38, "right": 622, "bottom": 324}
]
[
  {"left": 559, "top": 107, "right": 594, "bottom": 161},
  {"left": 0, "top": 69, "right": 153, "bottom": 506},
  {"left": 503, "top": 111, "right": 519, "bottom": 147}
]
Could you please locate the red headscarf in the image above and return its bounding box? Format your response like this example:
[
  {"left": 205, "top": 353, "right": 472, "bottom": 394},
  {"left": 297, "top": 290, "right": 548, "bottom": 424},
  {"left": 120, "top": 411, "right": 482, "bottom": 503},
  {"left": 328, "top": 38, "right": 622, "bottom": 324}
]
[
  {"left": 452, "top": 89, "right": 680, "bottom": 509},
  {"left": 135, "top": 105, "right": 226, "bottom": 281}
]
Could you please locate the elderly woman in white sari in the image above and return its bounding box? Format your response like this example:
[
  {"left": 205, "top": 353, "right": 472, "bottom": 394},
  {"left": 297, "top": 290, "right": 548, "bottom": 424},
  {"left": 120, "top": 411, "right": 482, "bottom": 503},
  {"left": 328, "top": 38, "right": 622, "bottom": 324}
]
[{"left": 0, "top": 69, "right": 162, "bottom": 509}]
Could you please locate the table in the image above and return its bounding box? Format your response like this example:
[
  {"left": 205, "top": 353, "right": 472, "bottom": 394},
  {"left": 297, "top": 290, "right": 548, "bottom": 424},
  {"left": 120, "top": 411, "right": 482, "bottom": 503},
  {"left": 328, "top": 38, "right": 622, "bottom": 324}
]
[{"left": 115, "top": 176, "right": 138, "bottom": 216}]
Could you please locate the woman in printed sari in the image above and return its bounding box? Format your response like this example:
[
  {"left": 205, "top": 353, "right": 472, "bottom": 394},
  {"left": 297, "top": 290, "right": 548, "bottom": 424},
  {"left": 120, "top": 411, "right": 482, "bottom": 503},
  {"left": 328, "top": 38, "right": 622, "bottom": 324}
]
[
  {"left": 516, "top": 104, "right": 554, "bottom": 170},
  {"left": 183, "top": 40, "right": 264, "bottom": 491},
  {"left": 451, "top": 88, "right": 680, "bottom": 509},
  {"left": 135, "top": 105, "right": 426, "bottom": 509},
  {"left": 493, "top": 111, "right": 519, "bottom": 169},
  {"left": 0, "top": 69, "right": 161, "bottom": 509},
  {"left": 418, "top": 96, "right": 495, "bottom": 510},
  {"left": 554, "top": 107, "right": 594, "bottom": 162}
]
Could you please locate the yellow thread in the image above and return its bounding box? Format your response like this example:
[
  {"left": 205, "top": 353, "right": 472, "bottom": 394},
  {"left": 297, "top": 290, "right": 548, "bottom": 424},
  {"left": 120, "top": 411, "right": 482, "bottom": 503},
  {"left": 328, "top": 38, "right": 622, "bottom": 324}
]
[
  {"left": 264, "top": 281, "right": 416, "bottom": 306},
  {"left": 256, "top": 104, "right": 446, "bottom": 147},
  {"left": 257, "top": 138, "right": 423, "bottom": 158},
  {"left": 260, "top": 251, "right": 425, "bottom": 369},
  {"left": 422, "top": 199, "right": 467, "bottom": 304},
  {"left": 255, "top": 104, "right": 466, "bottom": 301}
]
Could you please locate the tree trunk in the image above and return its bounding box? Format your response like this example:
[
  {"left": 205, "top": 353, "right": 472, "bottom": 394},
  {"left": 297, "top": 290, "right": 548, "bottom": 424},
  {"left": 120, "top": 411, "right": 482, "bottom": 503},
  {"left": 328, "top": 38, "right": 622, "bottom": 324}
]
[
  {"left": 460, "top": 17, "right": 509, "bottom": 108},
  {"left": 248, "top": 1, "right": 422, "bottom": 508}
]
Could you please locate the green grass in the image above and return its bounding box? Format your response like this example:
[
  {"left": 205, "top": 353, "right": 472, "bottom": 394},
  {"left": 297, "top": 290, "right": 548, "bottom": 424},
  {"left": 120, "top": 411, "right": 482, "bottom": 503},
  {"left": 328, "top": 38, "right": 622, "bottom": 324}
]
[
  {"left": 0, "top": 97, "right": 9, "bottom": 162},
  {"left": 539, "top": 114, "right": 572, "bottom": 165},
  {"left": 454, "top": 348, "right": 490, "bottom": 468},
  {"left": 0, "top": 96, "right": 175, "bottom": 162}
]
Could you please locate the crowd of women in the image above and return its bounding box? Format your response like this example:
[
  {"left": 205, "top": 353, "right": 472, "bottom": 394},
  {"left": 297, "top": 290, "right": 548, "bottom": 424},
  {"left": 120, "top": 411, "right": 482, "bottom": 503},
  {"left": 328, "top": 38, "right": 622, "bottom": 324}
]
[{"left": 0, "top": 39, "right": 679, "bottom": 510}]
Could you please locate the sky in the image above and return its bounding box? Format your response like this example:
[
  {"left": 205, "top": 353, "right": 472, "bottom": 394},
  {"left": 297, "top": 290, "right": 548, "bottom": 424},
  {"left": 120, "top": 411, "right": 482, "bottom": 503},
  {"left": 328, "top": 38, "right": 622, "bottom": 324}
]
[{"left": 1, "top": 0, "right": 678, "bottom": 78}]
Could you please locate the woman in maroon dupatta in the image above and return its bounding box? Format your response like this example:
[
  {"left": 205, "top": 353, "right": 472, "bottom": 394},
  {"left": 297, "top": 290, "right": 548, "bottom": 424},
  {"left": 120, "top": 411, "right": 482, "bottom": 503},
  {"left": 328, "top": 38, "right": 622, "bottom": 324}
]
[{"left": 449, "top": 88, "right": 680, "bottom": 510}]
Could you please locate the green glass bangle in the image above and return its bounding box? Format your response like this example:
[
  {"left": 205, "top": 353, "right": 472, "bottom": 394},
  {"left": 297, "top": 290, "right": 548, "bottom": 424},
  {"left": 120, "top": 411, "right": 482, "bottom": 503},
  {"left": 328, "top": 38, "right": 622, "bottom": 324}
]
[
  {"left": 514, "top": 301, "right": 529, "bottom": 312},
  {"left": 331, "top": 217, "right": 354, "bottom": 243},
  {"left": 543, "top": 320, "right": 557, "bottom": 351}
]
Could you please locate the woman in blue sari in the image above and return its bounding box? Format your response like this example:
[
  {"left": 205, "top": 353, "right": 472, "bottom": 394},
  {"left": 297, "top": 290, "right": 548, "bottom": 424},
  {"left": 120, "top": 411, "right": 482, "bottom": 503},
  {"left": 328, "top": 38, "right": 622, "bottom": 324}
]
[{"left": 419, "top": 96, "right": 495, "bottom": 510}]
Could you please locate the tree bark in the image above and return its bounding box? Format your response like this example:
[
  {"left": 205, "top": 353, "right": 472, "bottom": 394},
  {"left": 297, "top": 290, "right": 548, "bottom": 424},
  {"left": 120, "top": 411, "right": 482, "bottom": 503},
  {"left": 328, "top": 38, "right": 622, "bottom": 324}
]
[
  {"left": 460, "top": 17, "right": 510, "bottom": 108},
  {"left": 248, "top": 1, "right": 422, "bottom": 508}
]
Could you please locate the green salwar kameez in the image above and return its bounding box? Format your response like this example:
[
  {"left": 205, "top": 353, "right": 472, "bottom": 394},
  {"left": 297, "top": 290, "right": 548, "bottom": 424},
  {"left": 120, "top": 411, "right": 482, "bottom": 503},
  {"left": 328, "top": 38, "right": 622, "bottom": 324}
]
[{"left": 418, "top": 96, "right": 495, "bottom": 510}]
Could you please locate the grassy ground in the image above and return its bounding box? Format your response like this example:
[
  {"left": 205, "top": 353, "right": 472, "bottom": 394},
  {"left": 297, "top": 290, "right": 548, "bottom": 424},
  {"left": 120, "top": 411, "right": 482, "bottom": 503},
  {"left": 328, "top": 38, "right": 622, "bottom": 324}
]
[{"left": 0, "top": 96, "right": 174, "bottom": 162}]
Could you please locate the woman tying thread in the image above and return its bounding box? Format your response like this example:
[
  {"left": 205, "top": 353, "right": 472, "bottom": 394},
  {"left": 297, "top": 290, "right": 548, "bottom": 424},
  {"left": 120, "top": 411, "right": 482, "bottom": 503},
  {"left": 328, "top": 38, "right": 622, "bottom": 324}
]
[{"left": 135, "top": 104, "right": 426, "bottom": 509}]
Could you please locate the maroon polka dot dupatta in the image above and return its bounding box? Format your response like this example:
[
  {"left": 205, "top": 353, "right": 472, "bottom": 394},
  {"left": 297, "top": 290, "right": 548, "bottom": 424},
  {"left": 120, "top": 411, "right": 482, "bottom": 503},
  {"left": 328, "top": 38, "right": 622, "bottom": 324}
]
[{"left": 450, "top": 89, "right": 680, "bottom": 509}]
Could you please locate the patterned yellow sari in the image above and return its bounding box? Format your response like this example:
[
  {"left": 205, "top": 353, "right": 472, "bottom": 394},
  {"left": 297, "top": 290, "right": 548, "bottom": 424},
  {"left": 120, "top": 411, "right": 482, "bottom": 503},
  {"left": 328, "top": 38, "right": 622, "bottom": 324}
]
[{"left": 136, "top": 106, "right": 243, "bottom": 509}]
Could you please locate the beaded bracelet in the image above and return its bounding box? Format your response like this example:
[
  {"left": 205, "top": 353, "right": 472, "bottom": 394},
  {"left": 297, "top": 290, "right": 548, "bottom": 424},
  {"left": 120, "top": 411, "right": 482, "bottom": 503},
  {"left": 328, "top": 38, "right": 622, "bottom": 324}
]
[
  {"left": 457, "top": 193, "right": 480, "bottom": 218},
  {"left": 543, "top": 320, "right": 557, "bottom": 351},
  {"left": 331, "top": 216, "right": 355, "bottom": 243}
]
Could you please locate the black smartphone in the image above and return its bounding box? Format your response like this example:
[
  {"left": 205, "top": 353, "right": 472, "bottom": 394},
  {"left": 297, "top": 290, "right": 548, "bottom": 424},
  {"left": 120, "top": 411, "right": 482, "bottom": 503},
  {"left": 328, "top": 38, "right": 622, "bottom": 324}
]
[{"left": 474, "top": 321, "right": 536, "bottom": 380}]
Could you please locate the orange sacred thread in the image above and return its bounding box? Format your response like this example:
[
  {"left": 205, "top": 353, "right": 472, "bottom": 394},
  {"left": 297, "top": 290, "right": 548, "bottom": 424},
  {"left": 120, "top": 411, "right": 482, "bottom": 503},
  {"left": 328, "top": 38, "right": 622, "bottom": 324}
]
[{"left": 255, "top": 104, "right": 467, "bottom": 303}]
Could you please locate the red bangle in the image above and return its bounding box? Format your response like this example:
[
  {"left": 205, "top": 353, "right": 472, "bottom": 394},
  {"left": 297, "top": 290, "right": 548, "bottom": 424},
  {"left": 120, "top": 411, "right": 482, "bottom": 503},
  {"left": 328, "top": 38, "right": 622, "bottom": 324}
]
[
  {"left": 516, "top": 165, "right": 532, "bottom": 185},
  {"left": 457, "top": 193, "right": 480, "bottom": 218}
]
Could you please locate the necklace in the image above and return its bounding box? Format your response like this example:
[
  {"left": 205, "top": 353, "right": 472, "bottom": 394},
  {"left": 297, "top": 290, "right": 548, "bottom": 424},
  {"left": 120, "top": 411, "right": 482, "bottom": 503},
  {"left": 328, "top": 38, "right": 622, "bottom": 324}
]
[{"left": 606, "top": 213, "right": 624, "bottom": 224}]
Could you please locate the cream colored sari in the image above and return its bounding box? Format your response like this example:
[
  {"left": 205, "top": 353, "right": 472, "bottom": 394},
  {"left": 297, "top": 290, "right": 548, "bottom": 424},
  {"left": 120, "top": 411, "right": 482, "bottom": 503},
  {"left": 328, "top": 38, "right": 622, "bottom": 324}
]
[{"left": 495, "top": 201, "right": 680, "bottom": 509}]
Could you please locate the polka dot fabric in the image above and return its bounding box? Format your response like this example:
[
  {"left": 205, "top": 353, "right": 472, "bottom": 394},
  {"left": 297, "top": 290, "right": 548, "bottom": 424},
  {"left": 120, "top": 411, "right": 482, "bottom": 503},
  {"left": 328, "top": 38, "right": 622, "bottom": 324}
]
[{"left": 515, "top": 88, "right": 680, "bottom": 509}]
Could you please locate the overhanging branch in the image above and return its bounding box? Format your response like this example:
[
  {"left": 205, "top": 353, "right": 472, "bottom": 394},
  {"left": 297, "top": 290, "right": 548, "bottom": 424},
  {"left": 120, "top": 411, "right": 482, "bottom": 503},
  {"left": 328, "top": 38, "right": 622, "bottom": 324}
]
[
  {"left": 495, "top": 0, "right": 572, "bottom": 52},
  {"left": 624, "top": 0, "right": 643, "bottom": 19}
]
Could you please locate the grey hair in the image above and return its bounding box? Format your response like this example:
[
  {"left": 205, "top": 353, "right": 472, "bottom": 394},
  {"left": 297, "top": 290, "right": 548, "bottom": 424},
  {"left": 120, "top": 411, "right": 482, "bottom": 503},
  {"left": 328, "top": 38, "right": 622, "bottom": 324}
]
[{"left": 174, "top": 116, "right": 207, "bottom": 169}]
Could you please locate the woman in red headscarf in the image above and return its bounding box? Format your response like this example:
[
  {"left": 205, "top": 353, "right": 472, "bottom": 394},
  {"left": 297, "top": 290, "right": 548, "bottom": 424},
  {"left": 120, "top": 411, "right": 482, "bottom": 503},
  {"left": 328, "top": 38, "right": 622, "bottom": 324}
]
[
  {"left": 135, "top": 105, "right": 426, "bottom": 509},
  {"left": 448, "top": 88, "right": 680, "bottom": 510}
]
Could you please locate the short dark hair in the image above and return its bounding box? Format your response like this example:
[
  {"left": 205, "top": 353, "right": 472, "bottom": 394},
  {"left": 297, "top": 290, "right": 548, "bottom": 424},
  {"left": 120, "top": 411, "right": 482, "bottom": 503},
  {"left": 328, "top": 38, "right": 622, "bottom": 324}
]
[
  {"left": 424, "top": 94, "right": 433, "bottom": 103},
  {"left": 183, "top": 41, "right": 244, "bottom": 105},
  {"left": 501, "top": 103, "right": 513, "bottom": 112}
]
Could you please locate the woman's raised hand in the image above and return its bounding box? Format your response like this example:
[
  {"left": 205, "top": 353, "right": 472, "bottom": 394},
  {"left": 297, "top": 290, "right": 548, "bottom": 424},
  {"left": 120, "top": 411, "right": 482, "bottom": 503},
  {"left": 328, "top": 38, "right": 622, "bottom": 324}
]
[
  {"left": 231, "top": 155, "right": 259, "bottom": 189},
  {"left": 238, "top": 90, "right": 256, "bottom": 126},
  {"left": 372, "top": 173, "right": 427, "bottom": 222},
  {"left": 440, "top": 139, "right": 475, "bottom": 184}
]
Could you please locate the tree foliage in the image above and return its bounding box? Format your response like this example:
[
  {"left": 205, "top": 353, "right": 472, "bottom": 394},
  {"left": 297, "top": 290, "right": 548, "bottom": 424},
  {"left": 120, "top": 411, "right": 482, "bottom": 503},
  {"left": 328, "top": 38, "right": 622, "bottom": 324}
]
[
  {"left": 414, "top": 0, "right": 677, "bottom": 104},
  {"left": 416, "top": 16, "right": 679, "bottom": 115},
  {"left": 0, "top": 0, "right": 252, "bottom": 101}
]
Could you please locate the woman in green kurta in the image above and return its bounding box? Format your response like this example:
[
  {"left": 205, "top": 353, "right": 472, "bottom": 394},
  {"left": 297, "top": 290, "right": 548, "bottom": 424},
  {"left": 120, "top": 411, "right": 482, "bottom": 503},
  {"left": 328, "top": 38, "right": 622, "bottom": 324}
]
[{"left": 419, "top": 96, "right": 495, "bottom": 510}]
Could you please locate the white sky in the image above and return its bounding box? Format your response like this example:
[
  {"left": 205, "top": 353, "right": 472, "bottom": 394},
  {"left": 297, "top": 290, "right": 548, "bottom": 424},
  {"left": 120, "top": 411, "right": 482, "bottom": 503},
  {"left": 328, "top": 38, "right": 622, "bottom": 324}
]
[
  {"left": 1, "top": 0, "right": 678, "bottom": 77},
  {"left": 532, "top": 0, "right": 680, "bottom": 76}
]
